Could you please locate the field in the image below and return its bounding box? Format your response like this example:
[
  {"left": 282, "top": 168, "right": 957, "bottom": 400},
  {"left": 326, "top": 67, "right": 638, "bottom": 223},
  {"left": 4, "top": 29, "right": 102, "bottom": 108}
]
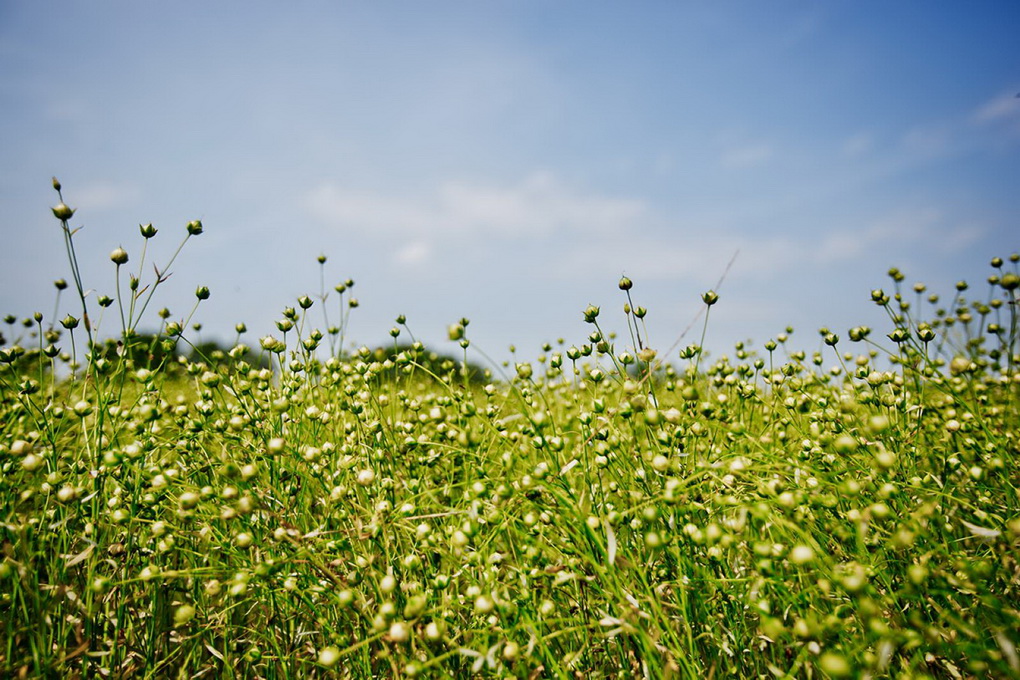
[{"left": 1, "top": 183, "right": 1018, "bottom": 678}]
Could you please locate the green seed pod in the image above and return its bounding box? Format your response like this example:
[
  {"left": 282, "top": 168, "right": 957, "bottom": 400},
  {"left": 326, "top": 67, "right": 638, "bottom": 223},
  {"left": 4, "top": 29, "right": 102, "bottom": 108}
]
[
  {"left": 318, "top": 646, "right": 340, "bottom": 668},
  {"left": 110, "top": 247, "right": 129, "bottom": 265},
  {"left": 1000, "top": 272, "right": 1019, "bottom": 291},
  {"left": 788, "top": 544, "right": 814, "bottom": 565},
  {"left": 52, "top": 203, "right": 75, "bottom": 220},
  {"left": 174, "top": 604, "right": 196, "bottom": 626},
  {"left": 388, "top": 621, "right": 411, "bottom": 642},
  {"left": 818, "top": 652, "right": 852, "bottom": 678},
  {"left": 21, "top": 453, "right": 44, "bottom": 472}
]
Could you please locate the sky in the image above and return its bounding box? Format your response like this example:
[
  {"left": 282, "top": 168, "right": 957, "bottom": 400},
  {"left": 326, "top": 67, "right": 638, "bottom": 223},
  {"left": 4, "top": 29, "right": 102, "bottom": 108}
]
[{"left": 1, "top": 1, "right": 1018, "bottom": 371}]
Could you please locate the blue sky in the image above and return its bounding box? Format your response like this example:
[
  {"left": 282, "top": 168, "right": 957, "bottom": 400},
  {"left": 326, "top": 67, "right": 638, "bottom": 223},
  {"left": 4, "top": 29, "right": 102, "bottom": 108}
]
[{"left": 2, "top": 1, "right": 1018, "bottom": 369}]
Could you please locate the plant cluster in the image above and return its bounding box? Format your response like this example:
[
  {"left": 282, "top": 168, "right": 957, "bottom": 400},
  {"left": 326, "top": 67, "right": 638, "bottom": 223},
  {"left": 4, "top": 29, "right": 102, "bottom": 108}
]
[{"left": 1, "top": 184, "right": 1018, "bottom": 678}]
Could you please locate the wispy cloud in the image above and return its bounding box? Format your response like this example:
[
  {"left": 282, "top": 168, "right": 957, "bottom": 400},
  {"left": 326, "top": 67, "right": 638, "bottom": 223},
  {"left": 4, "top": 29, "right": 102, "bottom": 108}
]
[
  {"left": 393, "top": 241, "right": 432, "bottom": 266},
  {"left": 552, "top": 231, "right": 796, "bottom": 286},
  {"left": 551, "top": 202, "right": 985, "bottom": 288},
  {"left": 719, "top": 142, "right": 773, "bottom": 169},
  {"left": 841, "top": 131, "right": 874, "bottom": 158},
  {"left": 972, "top": 91, "right": 1020, "bottom": 124},
  {"left": 817, "top": 206, "right": 984, "bottom": 261},
  {"left": 73, "top": 180, "right": 140, "bottom": 211},
  {"left": 899, "top": 123, "right": 953, "bottom": 161},
  {"left": 304, "top": 172, "right": 648, "bottom": 242},
  {"left": 971, "top": 90, "right": 1020, "bottom": 139},
  {"left": 889, "top": 89, "right": 1020, "bottom": 167}
]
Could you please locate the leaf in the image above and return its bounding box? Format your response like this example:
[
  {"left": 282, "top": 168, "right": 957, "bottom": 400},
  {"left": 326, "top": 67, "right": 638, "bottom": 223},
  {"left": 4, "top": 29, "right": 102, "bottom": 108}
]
[
  {"left": 960, "top": 519, "right": 1000, "bottom": 539},
  {"left": 605, "top": 519, "right": 617, "bottom": 569},
  {"left": 624, "top": 592, "right": 649, "bottom": 619},
  {"left": 63, "top": 541, "right": 96, "bottom": 568},
  {"left": 996, "top": 631, "right": 1019, "bottom": 673},
  {"left": 56, "top": 640, "right": 90, "bottom": 664}
]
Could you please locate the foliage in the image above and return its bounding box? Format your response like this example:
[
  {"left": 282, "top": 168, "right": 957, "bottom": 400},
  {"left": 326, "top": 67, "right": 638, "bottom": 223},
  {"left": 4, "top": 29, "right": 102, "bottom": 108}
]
[
  {"left": 367, "top": 343, "right": 490, "bottom": 386},
  {"left": 0, "top": 184, "right": 1018, "bottom": 679}
]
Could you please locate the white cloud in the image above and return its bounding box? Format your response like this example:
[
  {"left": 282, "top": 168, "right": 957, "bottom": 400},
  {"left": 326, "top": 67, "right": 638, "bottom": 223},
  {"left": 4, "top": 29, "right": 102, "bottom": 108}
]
[
  {"left": 305, "top": 186, "right": 432, "bottom": 234},
  {"left": 841, "top": 132, "right": 874, "bottom": 157},
  {"left": 816, "top": 206, "right": 986, "bottom": 262},
  {"left": 972, "top": 92, "right": 1020, "bottom": 124},
  {"left": 816, "top": 208, "right": 929, "bottom": 262},
  {"left": 652, "top": 151, "right": 676, "bottom": 175},
  {"left": 550, "top": 203, "right": 983, "bottom": 289},
  {"left": 551, "top": 231, "right": 799, "bottom": 286},
  {"left": 304, "top": 172, "right": 648, "bottom": 240},
  {"left": 899, "top": 124, "right": 952, "bottom": 160},
  {"left": 719, "top": 142, "right": 773, "bottom": 169},
  {"left": 970, "top": 90, "right": 1020, "bottom": 140},
  {"left": 814, "top": 211, "right": 941, "bottom": 263},
  {"left": 393, "top": 241, "right": 432, "bottom": 266},
  {"left": 73, "top": 181, "right": 140, "bottom": 211}
]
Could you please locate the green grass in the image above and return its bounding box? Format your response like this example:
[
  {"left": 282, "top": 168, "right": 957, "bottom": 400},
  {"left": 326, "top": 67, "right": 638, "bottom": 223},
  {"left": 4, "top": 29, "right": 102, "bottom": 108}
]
[{"left": 1, "top": 182, "right": 1018, "bottom": 679}]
